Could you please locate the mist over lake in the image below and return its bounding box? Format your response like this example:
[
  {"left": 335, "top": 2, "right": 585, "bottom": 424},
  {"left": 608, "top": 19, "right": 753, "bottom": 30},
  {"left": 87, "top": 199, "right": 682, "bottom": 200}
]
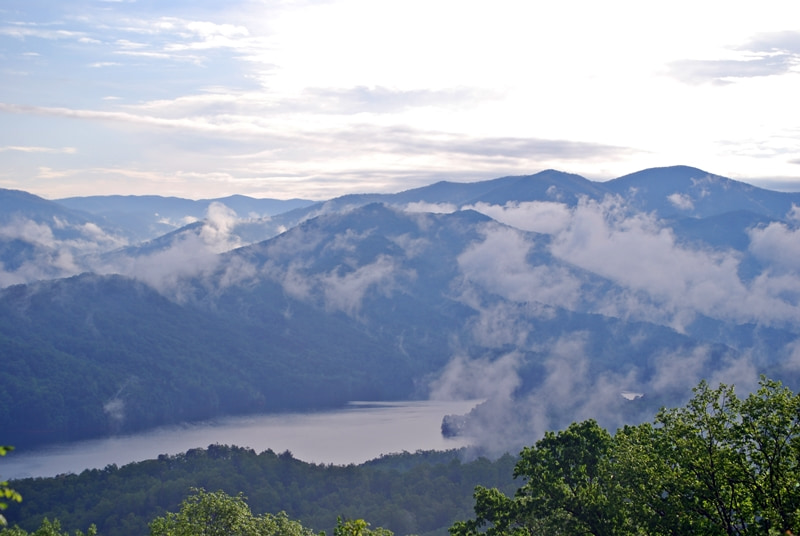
[{"left": 1, "top": 400, "right": 480, "bottom": 480}]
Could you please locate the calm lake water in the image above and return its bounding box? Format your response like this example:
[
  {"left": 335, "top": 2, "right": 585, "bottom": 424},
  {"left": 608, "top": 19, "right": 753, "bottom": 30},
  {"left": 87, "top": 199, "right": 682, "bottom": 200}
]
[{"left": 0, "top": 399, "right": 479, "bottom": 480}]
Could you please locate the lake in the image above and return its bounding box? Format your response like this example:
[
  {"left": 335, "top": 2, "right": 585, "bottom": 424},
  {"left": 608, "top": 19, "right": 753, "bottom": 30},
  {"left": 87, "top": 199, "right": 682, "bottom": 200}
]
[{"left": 0, "top": 399, "right": 480, "bottom": 480}]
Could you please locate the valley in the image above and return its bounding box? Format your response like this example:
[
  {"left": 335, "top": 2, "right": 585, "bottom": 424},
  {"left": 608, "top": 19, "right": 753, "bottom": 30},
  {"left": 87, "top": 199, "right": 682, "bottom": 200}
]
[{"left": 1, "top": 165, "right": 799, "bottom": 459}]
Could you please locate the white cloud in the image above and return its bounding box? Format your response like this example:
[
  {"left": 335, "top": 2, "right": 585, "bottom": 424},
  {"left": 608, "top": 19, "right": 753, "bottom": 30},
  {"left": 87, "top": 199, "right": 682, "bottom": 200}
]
[
  {"left": 781, "top": 339, "right": 800, "bottom": 372},
  {"left": 546, "top": 196, "right": 800, "bottom": 329},
  {"left": 274, "top": 261, "right": 314, "bottom": 301},
  {"left": 667, "top": 192, "right": 695, "bottom": 210},
  {"left": 465, "top": 201, "right": 572, "bottom": 234},
  {"left": 459, "top": 300, "right": 539, "bottom": 349},
  {"left": 0, "top": 25, "right": 87, "bottom": 41},
  {"left": 447, "top": 196, "right": 800, "bottom": 332},
  {"left": 429, "top": 352, "right": 522, "bottom": 401},
  {"left": 389, "top": 234, "right": 430, "bottom": 258},
  {"left": 748, "top": 221, "right": 800, "bottom": 272},
  {"left": 322, "top": 228, "right": 372, "bottom": 255},
  {"left": 402, "top": 202, "right": 458, "bottom": 214},
  {"left": 186, "top": 21, "right": 249, "bottom": 39},
  {"left": 0, "top": 215, "right": 133, "bottom": 288},
  {"left": 432, "top": 331, "right": 764, "bottom": 456},
  {"left": 321, "top": 255, "right": 412, "bottom": 317},
  {"left": 85, "top": 202, "right": 254, "bottom": 298},
  {"left": 457, "top": 222, "right": 583, "bottom": 310},
  {"left": 258, "top": 221, "right": 421, "bottom": 315},
  {"left": 200, "top": 202, "right": 242, "bottom": 253},
  {"left": 0, "top": 218, "right": 56, "bottom": 247},
  {"left": 98, "top": 232, "right": 222, "bottom": 299},
  {"left": 0, "top": 145, "right": 76, "bottom": 154}
]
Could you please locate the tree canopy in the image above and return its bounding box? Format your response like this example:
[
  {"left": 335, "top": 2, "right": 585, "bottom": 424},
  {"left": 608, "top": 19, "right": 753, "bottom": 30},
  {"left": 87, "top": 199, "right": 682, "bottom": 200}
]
[
  {"left": 5, "top": 447, "right": 517, "bottom": 536},
  {"left": 451, "top": 376, "right": 800, "bottom": 536},
  {"left": 148, "top": 488, "right": 320, "bottom": 536}
]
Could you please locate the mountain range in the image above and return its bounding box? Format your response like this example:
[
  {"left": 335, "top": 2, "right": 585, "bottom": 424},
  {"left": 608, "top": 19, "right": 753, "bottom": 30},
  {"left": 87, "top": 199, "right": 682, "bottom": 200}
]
[{"left": 1, "top": 165, "right": 799, "bottom": 455}]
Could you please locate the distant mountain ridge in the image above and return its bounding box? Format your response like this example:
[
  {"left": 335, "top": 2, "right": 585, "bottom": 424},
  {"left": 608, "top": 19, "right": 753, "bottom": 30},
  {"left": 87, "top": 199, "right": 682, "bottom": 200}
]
[
  {"left": 55, "top": 194, "right": 315, "bottom": 242},
  {"left": 260, "top": 166, "right": 800, "bottom": 240},
  {"left": 3, "top": 165, "right": 798, "bottom": 264}
]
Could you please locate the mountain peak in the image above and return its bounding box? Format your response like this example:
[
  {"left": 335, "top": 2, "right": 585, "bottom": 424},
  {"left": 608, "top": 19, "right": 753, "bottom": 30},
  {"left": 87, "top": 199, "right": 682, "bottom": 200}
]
[
  {"left": 601, "top": 165, "right": 799, "bottom": 220},
  {"left": 612, "top": 165, "right": 714, "bottom": 183}
]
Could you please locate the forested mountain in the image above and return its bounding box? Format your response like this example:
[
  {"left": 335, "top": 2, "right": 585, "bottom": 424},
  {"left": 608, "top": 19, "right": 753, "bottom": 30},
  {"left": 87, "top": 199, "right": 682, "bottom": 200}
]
[
  {"left": 1, "top": 165, "right": 799, "bottom": 457},
  {"left": 4, "top": 446, "right": 518, "bottom": 536},
  {"left": 0, "top": 270, "right": 418, "bottom": 448}
]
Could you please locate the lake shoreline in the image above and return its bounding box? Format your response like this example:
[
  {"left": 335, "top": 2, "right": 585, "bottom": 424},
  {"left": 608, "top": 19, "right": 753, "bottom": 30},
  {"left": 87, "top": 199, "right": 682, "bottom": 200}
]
[{"left": 1, "top": 399, "right": 480, "bottom": 480}]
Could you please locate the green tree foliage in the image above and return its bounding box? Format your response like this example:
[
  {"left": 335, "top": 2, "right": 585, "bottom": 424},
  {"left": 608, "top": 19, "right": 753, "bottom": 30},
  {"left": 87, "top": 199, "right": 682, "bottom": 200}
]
[
  {"left": 333, "top": 517, "right": 392, "bottom": 536},
  {"left": 735, "top": 378, "right": 800, "bottom": 532},
  {"left": 450, "top": 421, "right": 627, "bottom": 536},
  {"left": 148, "top": 488, "right": 319, "bottom": 536},
  {"left": 452, "top": 376, "right": 800, "bottom": 536},
  {"left": 1, "top": 446, "right": 22, "bottom": 526},
  {"left": 631, "top": 380, "right": 751, "bottom": 534},
  {"left": 513, "top": 420, "right": 625, "bottom": 536},
  {"left": 616, "top": 378, "right": 800, "bottom": 535},
  {"left": 0, "top": 518, "right": 96, "bottom": 536}
]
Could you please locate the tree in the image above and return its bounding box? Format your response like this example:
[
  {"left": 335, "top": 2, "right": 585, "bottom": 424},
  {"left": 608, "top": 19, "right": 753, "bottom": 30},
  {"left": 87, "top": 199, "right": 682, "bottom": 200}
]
[
  {"left": 646, "top": 380, "right": 750, "bottom": 535},
  {"left": 1, "top": 446, "right": 22, "bottom": 527},
  {"left": 148, "top": 488, "right": 319, "bottom": 536},
  {"left": 612, "top": 422, "right": 696, "bottom": 536},
  {"left": 0, "top": 518, "right": 96, "bottom": 536},
  {"left": 733, "top": 378, "right": 800, "bottom": 534},
  {"left": 613, "top": 386, "right": 746, "bottom": 536},
  {"left": 333, "top": 517, "right": 392, "bottom": 536},
  {"left": 619, "top": 377, "right": 800, "bottom": 535},
  {"left": 450, "top": 420, "right": 628, "bottom": 536}
]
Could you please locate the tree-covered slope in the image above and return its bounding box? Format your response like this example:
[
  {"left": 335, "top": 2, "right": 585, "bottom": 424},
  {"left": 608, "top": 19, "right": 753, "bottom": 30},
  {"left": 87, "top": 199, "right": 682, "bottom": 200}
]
[
  {"left": 5, "top": 447, "right": 518, "bottom": 536},
  {"left": 0, "top": 272, "right": 415, "bottom": 448}
]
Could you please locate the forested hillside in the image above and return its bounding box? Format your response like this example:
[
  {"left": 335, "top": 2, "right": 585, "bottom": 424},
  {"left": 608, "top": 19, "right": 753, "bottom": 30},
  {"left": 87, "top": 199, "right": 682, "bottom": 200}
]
[
  {"left": 0, "top": 272, "right": 417, "bottom": 448},
  {"left": 3, "top": 448, "right": 517, "bottom": 536}
]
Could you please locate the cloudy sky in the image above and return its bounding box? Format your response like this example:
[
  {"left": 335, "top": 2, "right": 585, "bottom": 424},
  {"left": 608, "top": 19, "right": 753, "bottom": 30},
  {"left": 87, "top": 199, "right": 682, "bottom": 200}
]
[{"left": 2, "top": 0, "right": 800, "bottom": 200}]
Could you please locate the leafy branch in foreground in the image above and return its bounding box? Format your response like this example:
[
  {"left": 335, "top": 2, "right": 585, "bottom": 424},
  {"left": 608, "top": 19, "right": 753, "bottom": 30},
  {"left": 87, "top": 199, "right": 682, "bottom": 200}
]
[{"left": 1, "top": 446, "right": 22, "bottom": 527}]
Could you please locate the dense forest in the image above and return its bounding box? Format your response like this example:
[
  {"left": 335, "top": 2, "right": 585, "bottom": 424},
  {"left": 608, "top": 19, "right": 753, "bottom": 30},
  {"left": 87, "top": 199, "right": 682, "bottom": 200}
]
[
  {"left": 3, "top": 376, "right": 800, "bottom": 535},
  {"left": 0, "top": 272, "right": 427, "bottom": 450},
  {"left": 1, "top": 447, "right": 517, "bottom": 536}
]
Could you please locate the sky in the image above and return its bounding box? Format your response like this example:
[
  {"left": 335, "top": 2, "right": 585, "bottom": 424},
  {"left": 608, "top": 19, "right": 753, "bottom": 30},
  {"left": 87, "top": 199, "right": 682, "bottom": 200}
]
[{"left": 1, "top": 1, "right": 800, "bottom": 200}]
